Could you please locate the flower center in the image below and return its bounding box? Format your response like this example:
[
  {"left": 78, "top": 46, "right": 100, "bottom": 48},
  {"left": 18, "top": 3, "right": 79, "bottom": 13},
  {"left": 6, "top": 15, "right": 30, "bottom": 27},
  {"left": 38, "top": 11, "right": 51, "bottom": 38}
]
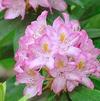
[
  {"left": 59, "top": 33, "right": 66, "bottom": 42},
  {"left": 27, "top": 69, "right": 36, "bottom": 77},
  {"left": 77, "top": 61, "right": 85, "bottom": 70},
  {"left": 56, "top": 60, "right": 64, "bottom": 68},
  {"left": 42, "top": 43, "right": 49, "bottom": 52}
]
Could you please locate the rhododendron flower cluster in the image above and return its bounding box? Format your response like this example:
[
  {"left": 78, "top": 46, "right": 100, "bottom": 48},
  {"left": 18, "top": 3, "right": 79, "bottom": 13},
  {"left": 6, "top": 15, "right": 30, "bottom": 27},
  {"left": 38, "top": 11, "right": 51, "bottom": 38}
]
[
  {"left": 0, "top": 0, "right": 67, "bottom": 19},
  {"left": 15, "top": 11, "right": 100, "bottom": 98}
]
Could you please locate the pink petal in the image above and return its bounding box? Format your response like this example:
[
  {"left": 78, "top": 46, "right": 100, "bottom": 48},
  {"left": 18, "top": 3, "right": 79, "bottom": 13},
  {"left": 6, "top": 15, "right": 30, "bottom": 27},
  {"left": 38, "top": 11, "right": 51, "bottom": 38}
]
[
  {"left": 50, "top": 0, "right": 67, "bottom": 11},
  {"left": 66, "top": 46, "right": 81, "bottom": 57},
  {"left": 51, "top": 77, "right": 66, "bottom": 94},
  {"left": 38, "top": 0, "right": 50, "bottom": 7},
  {"left": 46, "top": 57, "right": 54, "bottom": 69},
  {"left": 81, "top": 77, "right": 94, "bottom": 89},
  {"left": 29, "top": 0, "right": 38, "bottom": 9},
  {"left": 62, "top": 13, "right": 69, "bottom": 24},
  {"left": 49, "top": 68, "right": 58, "bottom": 77},
  {"left": 4, "top": 8, "right": 20, "bottom": 19},
  {"left": 0, "top": 0, "right": 5, "bottom": 11},
  {"left": 65, "top": 73, "right": 81, "bottom": 81},
  {"left": 14, "top": 64, "right": 24, "bottom": 73},
  {"left": 29, "top": 57, "right": 44, "bottom": 68},
  {"left": 37, "top": 10, "right": 48, "bottom": 25},
  {"left": 24, "top": 85, "right": 37, "bottom": 98},
  {"left": 53, "top": 17, "right": 64, "bottom": 30},
  {"left": 67, "top": 81, "right": 78, "bottom": 92},
  {"left": 16, "top": 72, "right": 34, "bottom": 84},
  {"left": 4, "top": 0, "right": 25, "bottom": 19}
]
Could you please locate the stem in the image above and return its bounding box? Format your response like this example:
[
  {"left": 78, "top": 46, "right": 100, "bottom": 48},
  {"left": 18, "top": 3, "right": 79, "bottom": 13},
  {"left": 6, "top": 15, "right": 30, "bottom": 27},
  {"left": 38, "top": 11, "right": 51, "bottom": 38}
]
[
  {"left": 45, "top": 77, "right": 53, "bottom": 81},
  {"left": 43, "top": 80, "right": 52, "bottom": 90},
  {"left": 43, "top": 77, "right": 53, "bottom": 90}
]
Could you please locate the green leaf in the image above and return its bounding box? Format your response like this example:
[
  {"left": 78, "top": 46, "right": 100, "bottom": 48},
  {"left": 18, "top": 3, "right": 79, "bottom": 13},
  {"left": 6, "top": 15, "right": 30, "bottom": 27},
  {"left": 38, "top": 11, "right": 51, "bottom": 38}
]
[
  {"left": 31, "top": 91, "right": 69, "bottom": 101},
  {"left": 0, "top": 19, "right": 19, "bottom": 41},
  {"left": 90, "top": 76, "right": 100, "bottom": 90},
  {"left": 0, "top": 11, "right": 4, "bottom": 20},
  {"left": 0, "top": 82, "right": 6, "bottom": 101},
  {"left": 66, "top": 0, "right": 84, "bottom": 8},
  {"left": 69, "top": 86, "right": 100, "bottom": 101},
  {"left": 13, "top": 27, "right": 25, "bottom": 53},
  {"left": 18, "top": 96, "right": 28, "bottom": 101},
  {"left": 30, "top": 91, "right": 56, "bottom": 101},
  {"left": 82, "top": 14, "right": 100, "bottom": 29},
  {"left": 0, "top": 19, "right": 23, "bottom": 60},
  {"left": 81, "top": 14, "right": 100, "bottom": 43},
  {"left": 93, "top": 38, "right": 100, "bottom": 48},
  {"left": 86, "top": 29, "right": 100, "bottom": 39},
  {"left": 0, "top": 30, "right": 15, "bottom": 48},
  {"left": 47, "top": 91, "right": 56, "bottom": 101},
  {"left": 70, "top": 0, "right": 100, "bottom": 20},
  {"left": 5, "top": 77, "right": 25, "bottom": 101},
  {"left": 79, "top": 0, "right": 100, "bottom": 21},
  {"left": 0, "top": 58, "right": 15, "bottom": 70},
  {"left": 0, "top": 44, "right": 14, "bottom": 60},
  {"left": 58, "top": 92, "right": 69, "bottom": 101},
  {"left": 31, "top": 91, "right": 49, "bottom": 101}
]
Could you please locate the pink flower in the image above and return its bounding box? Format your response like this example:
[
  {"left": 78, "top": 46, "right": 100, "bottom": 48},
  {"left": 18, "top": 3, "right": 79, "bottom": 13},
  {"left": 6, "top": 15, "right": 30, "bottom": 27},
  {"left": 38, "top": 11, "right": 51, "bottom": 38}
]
[
  {"left": 25, "top": 11, "right": 48, "bottom": 39},
  {"left": 29, "top": 0, "right": 50, "bottom": 10},
  {"left": 49, "top": 54, "right": 80, "bottom": 93},
  {"left": 29, "top": 0, "right": 67, "bottom": 11},
  {"left": 16, "top": 70, "right": 44, "bottom": 98},
  {"left": 0, "top": 0, "right": 67, "bottom": 19},
  {"left": 15, "top": 11, "right": 56, "bottom": 70},
  {"left": 2, "top": 0, "right": 25, "bottom": 19},
  {"left": 29, "top": 35, "right": 56, "bottom": 69},
  {"left": 50, "top": 13, "right": 81, "bottom": 56},
  {"left": 49, "top": 0, "right": 67, "bottom": 11},
  {"left": 15, "top": 11, "right": 100, "bottom": 97}
]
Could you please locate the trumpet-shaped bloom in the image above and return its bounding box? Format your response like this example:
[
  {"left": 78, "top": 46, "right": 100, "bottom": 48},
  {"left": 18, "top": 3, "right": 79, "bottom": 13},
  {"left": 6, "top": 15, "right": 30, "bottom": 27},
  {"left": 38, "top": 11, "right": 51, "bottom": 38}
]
[
  {"left": 49, "top": 54, "right": 82, "bottom": 93},
  {"left": 16, "top": 70, "right": 44, "bottom": 98}
]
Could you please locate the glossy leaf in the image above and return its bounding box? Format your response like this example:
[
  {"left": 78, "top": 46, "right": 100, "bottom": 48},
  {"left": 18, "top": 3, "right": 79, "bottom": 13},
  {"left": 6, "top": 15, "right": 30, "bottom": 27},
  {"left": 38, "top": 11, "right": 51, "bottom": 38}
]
[
  {"left": 86, "top": 29, "right": 100, "bottom": 39},
  {"left": 69, "top": 86, "right": 100, "bottom": 101},
  {"left": 93, "top": 38, "right": 100, "bottom": 48},
  {"left": 66, "top": 0, "right": 84, "bottom": 8},
  {"left": 90, "top": 76, "right": 100, "bottom": 90},
  {"left": 70, "top": 0, "right": 100, "bottom": 20}
]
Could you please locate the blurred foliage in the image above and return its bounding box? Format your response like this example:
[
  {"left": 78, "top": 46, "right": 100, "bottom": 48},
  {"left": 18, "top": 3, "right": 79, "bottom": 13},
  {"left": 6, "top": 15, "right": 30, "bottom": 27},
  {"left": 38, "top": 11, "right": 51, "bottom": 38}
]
[
  {"left": 5, "top": 77, "right": 25, "bottom": 101},
  {"left": 0, "top": 0, "right": 100, "bottom": 101},
  {"left": 0, "top": 82, "right": 6, "bottom": 101}
]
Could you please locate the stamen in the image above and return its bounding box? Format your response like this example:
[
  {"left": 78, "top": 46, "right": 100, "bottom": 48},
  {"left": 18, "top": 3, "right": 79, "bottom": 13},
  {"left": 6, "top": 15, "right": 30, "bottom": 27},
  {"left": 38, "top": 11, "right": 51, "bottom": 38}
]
[
  {"left": 56, "top": 60, "right": 64, "bottom": 68},
  {"left": 59, "top": 33, "right": 66, "bottom": 42},
  {"left": 27, "top": 69, "right": 36, "bottom": 76},
  {"left": 42, "top": 43, "right": 49, "bottom": 52},
  {"left": 77, "top": 61, "right": 85, "bottom": 70}
]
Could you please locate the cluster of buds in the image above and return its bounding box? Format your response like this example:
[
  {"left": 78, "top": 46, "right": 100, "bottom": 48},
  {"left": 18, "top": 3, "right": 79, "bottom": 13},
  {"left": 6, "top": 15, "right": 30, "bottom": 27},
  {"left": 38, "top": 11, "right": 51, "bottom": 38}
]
[
  {"left": 14, "top": 11, "right": 100, "bottom": 98},
  {"left": 0, "top": 0, "right": 67, "bottom": 19}
]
